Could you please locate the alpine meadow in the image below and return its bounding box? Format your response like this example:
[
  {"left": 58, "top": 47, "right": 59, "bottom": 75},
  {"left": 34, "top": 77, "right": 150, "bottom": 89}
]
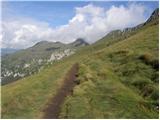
[{"left": 1, "top": 1, "right": 159, "bottom": 119}]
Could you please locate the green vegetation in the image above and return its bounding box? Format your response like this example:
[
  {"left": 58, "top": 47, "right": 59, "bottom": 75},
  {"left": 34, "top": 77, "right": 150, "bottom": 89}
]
[
  {"left": 1, "top": 11, "right": 159, "bottom": 118},
  {"left": 59, "top": 23, "right": 159, "bottom": 118}
]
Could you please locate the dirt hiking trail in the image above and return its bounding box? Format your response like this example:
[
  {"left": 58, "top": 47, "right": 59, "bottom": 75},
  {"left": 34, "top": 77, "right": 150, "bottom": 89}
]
[{"left": 43, "top": 63, "right": 79, "bottom": 119}]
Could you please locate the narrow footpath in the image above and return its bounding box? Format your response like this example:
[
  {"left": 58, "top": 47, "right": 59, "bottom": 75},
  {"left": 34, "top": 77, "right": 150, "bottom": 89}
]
[{"left": 43, "top": 63, "right": 79, "bottom": 119}]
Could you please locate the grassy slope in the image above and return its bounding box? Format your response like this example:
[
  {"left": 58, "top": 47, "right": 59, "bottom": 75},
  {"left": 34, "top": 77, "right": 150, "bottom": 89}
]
[
  {"left": 60, "top": 24, "right": 159, "bottom": 118},
  {"left": 1, "top": 23, "right": 159, "bottom": 118}
]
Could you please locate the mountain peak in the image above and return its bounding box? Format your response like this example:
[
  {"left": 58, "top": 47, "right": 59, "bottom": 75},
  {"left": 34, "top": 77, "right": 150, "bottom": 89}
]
[
  {"left": 55, "top": 41, "right": 64, "bottom": 44},
  {"left": 75, "top": 38, "right": 89, "bottom": 45},
  {"left": 69, "top": 38, "right": 89, "bottom": 47},
  {"left": 34, "top": 41, "right": 51, "bottom": 46},
  {"left": 146, "top": 8, "right": 159, "bottom": 24},
  {"left": 75, "top": 38, "right": 85, "bottom": 42}
]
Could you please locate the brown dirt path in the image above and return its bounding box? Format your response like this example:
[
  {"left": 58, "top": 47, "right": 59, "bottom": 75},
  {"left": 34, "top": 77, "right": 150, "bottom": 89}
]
[{"left": 43, "top": 63, "right": 79, "bottom": 119}]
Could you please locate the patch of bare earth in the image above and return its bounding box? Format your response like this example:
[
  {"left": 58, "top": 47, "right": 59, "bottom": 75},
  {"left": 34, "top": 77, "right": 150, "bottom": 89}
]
[{"left": 43, "top": 63, "right": 79, "bottom": 119}]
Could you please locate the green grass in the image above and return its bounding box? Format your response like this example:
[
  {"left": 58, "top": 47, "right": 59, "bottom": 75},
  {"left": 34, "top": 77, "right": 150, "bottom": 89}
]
[
  {"left": 1, "top": 59, "right": 77, "bottom": 118},
  {"left": 1, "top": 22, "right": 159, "bottom": 118},
  {"left": 59, "top": 24, "right": 159, "bottom": 118},
  {"left": 59, "top": 56, "right": 158, "bottom": 118}
]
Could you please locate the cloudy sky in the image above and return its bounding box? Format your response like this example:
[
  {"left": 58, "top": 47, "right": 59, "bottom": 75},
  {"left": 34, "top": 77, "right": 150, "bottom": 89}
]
[{"left": 1, "top": 1, "right": 159, "bottom": 49}]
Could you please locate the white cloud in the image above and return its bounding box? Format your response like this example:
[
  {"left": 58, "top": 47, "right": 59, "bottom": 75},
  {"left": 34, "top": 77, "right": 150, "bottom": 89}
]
[{"left": 1, "top": 3, "right": 148, "bottom": 49}]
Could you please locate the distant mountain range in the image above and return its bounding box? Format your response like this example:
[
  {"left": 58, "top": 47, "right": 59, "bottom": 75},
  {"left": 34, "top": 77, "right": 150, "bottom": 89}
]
[
  {"left": 1, "top": 38, "right": 89, "bottom": 85},
  {"left": 1, "top": 8, "right": 159, "bottom": 86}
]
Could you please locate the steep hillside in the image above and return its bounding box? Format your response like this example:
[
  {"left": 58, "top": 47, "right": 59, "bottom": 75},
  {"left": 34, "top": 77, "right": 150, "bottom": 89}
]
[{"left": 1, "top": 9, "right": 159, "bottom": 118}]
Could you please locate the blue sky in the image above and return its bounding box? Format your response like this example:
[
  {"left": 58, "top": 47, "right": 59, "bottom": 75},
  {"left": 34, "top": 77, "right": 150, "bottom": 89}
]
[
  {"left": 2, "top": 1, "right": 159, "bottom": 27},
  {"left": 1, "top": 1, "right": 159, "bottom": 49}
]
